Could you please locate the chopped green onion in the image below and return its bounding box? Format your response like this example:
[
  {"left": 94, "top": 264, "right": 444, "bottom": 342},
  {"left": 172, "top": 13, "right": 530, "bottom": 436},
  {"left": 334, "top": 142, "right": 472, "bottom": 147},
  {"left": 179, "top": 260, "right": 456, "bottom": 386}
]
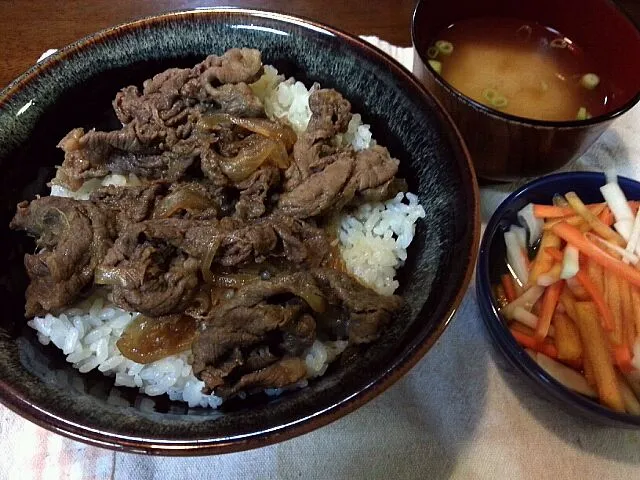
[
  {"left": 482, "top": 88, "right": 498, "bottom": 102},
  {"left": 550, "top": 38, "right": 568, "bottom": 49},
  {"left": 428, "top": 60, "right": 442, "bottom": 74},
  {"left": 435, "top": 40, "right": 454, "bottom": 56},
  {"left": 576, "top": 107, "right": 589, "bottom": 120},
  {"left": 580, "top": 73, "right": 600, "bottom": 90},
  {"left": 427, "top": 46, "right": 439, "bottom": 59},
  {"left": 482, "top": 88, "right": 508, "bottom": 108},
  {"left": 492, "top": 96, "right": 508, "bottom": 108}
]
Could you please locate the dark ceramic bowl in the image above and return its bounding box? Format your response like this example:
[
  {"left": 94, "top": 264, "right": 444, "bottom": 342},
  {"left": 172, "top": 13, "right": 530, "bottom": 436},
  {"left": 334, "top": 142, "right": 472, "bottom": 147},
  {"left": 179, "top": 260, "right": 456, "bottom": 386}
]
[
  {"left": 0, "top": 8, "right": 480, "bottom": 454},
  {"left": 412, "top": 0, "right": 640, "bottom": 181},
  {"left": 477, "top": 171, "right": 640, "bottom": 427}
]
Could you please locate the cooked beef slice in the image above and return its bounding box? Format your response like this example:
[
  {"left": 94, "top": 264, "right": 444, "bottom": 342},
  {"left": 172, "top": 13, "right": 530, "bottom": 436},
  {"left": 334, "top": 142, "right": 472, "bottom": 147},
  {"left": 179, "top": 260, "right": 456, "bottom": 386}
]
[
  {"left": 234, "top": 166, "right": 281, "bottom": 220},
  {"left": 55, "top": 49, "right": 266, "bottom": 190},
  {"left": 216, "top": 357, "right": 307, "bottom": 398},
  {"left": 9, "top": 196, "right": 114, "bottom": 317},
  {"left": 279, "top": 89, "right": 399, "bottom": 218},
  {"left": 89, "top": 183, "right": 164, "bottom": 230},
  {"left": 311, "top": 269, "right": 403, "bottom": 343},
  {"left": 98, "top": 220, "right": 200, "bottom": 317}
]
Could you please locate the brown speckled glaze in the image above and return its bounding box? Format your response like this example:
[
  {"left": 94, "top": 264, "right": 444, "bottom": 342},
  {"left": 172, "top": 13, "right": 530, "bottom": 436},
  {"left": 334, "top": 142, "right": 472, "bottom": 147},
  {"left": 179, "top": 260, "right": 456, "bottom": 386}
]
[
  {"left": 412, "top": 0, "right": 640, "bottom": 181},
  {"left": 0, "top": 8, "right": 479, "bottom": 455}
]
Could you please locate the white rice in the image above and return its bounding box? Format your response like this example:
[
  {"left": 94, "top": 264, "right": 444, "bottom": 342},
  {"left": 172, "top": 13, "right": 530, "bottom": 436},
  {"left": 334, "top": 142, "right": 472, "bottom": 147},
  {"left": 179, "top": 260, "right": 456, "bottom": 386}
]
[{"left": 31, "top": 65, "right": 423, "bottom": 408}]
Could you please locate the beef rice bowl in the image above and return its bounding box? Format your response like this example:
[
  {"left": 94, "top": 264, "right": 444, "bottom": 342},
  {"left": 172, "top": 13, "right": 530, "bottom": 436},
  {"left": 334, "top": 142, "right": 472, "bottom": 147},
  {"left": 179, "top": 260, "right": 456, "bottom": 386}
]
[{"left": 10, "top": 48, "right": 426, "bottom": 408}]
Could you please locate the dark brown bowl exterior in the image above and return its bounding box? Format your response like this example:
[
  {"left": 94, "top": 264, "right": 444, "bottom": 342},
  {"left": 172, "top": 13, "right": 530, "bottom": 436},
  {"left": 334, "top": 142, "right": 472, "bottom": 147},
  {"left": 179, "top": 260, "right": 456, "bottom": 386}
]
[
  {"left": 0, "top": 8, "right": 479, "bottom": 454},
  {"left": 412, "top": 0, "right": 640, "bottom": 181}
]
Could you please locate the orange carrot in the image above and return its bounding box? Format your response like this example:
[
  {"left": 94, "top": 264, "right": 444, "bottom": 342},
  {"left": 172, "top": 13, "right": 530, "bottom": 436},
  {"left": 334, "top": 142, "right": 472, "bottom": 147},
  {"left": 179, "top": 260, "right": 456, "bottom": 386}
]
[
  {"left": 598, "top": 207, "right": 615, "bottom": 226},
  {"left": 551, "top": 222, "right": 640, "bottom": 289},
  {"left": 604, "top": 270, "right": 623, "bottom": 346},
  {"left": 546, "top": 246, "right": 615, "bottom": 331},
  {"left": 529, "top": 231, "right": 561, "bottom": 285},
  {"left": 501, "top": 274, "right": 517, "bottom": 303},
  {"left": 630, "top": 287, "right": 640, "bottom": 343},
  {"left": 565, "top": 192, "right": 626, "bottom": 246},
  {"left": 614, "top": 344, "right": 634, "bottom": 374},
  {"left": 574, "top": 302, "right": 625, "bottom": 412},
  {"left": 586, "top": 259, "right": 604, "bottom": 296},
  {"left": 535, "top": 280, "right": 564, "bottom": 342},
  {"left": 583, "top": 354, "right": 597, "bottom": 388},
  {"left": 533, "top": 203, "right": 604, "bottom": 218},
  {"left": 619, "top": 278, "right": 635, "bottom": 349},
  {"left": 510, "top": 328, "right": 559, "bottom": 359}
]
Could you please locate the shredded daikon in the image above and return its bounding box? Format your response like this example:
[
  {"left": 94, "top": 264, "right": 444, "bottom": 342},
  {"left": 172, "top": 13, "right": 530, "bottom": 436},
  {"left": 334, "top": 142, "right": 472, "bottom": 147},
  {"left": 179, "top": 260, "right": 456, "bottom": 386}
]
[
  {"left": 517, "top": 203, "right": 543, "bottom": 246},
  {"left": 513, "top": 307, "right": 555, "bottom": 336},
  {"left": 501, "top": 285, "right": 545, "bottom": 319},
  {"left": 585, "top": 232, "right": 640, "bottom": 264},
  {"left": 560, "top": 245, "right": 580, "bottom": 279},
  {"left": 601, "top": 181, "right": 634, "bottom": 240},
  {"left": 536, "top": 352, "right": 597, "bottom": 398},
  {"left": 505, "top": 229, "right": 529, "bottom": 286},
  {"left": 623, "top": 207, "right": 640, "bottom": 264}
]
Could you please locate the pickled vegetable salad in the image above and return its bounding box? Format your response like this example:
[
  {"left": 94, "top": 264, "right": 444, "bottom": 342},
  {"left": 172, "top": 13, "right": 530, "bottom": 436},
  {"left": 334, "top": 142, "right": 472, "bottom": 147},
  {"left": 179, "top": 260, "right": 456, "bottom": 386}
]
[{"left": 495, "top": 174, "right": 640, "bottom": 414}]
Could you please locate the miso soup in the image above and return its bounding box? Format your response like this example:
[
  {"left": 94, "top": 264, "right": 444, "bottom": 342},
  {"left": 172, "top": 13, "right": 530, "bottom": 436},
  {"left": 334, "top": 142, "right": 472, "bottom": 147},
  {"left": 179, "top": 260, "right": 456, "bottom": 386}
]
[{"left": 427, "top": 17, "right": 611, "bottom": 121}]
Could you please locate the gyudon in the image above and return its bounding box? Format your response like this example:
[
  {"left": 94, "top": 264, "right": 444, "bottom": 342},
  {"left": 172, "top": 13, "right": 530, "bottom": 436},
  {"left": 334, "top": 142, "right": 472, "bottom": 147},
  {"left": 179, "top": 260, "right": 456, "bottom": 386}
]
[{"left": 11, "top": 49, "right": 425, "bottom": 407}]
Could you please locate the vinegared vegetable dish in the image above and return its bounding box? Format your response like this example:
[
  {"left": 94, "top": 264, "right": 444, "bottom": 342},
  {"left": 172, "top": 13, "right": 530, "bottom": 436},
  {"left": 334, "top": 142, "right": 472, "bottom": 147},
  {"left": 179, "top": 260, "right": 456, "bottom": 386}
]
[{"left": 496, "top": 174, "right": 640, "bottom": 414}]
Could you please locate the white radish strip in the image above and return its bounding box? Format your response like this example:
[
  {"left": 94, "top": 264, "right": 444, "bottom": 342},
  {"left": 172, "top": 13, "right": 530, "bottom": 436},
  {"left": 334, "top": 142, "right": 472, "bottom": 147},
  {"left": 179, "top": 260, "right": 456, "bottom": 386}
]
[
  {"left": 511, "top": 225, "right": 527, "bottom": 249},
  {"left": 560, "top": 245, "right": 580, "bottom": 279},
  {"left": 517, "top": 203, "right": 543, "bottom": 246},
  {"left": 505, "top": 230, "right": 529, "bottom": 286},
  {"left": 501, "top": 285, "right": 545, "bottom": 320},
  {"left": 585, "top": 232, "right": 640, "bottom": 264},
  {"left": 605, "top": 169, "right": 618, "bottom": 185},
  {"left": 513, "top": 306, "right": 555, "bottom": 337},
  {"left": 624, "top": 207, "right": 640, "bottom": 264},
  {"left": 601, "top": 181, "right": 634, "bottom": 239},
  {"left": 536, "top": 352, "right": 597, "bottom": 398}
]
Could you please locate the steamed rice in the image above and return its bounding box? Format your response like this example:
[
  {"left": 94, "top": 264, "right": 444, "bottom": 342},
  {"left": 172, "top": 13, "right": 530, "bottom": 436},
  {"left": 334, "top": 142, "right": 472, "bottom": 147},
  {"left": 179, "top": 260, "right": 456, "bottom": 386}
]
[{"left": 31, "top": 64, "right": 424, "bottom": 408}]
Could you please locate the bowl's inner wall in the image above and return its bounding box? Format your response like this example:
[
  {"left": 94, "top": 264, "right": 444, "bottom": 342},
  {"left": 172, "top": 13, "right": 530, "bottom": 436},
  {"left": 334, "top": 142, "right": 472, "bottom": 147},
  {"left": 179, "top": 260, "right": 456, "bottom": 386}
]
[
  {"left": 413, "top": 0, "right": 640, "bottom": 112},
  {"left": 0, "top": 11, "right": 476, "bottom": 442}
]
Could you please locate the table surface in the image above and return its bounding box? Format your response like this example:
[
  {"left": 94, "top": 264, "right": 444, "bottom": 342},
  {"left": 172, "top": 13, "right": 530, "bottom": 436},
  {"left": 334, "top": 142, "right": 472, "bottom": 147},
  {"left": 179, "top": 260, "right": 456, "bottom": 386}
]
[{"left": 2, "top": 0, "right": 638, "bottom": 89}]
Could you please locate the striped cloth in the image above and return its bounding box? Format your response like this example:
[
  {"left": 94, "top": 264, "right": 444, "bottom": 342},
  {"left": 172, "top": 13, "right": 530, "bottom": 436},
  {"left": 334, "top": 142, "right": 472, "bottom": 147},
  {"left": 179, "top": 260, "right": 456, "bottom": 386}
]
[{"left": 2, "top": 38, "right": 640, "bottom": 480}]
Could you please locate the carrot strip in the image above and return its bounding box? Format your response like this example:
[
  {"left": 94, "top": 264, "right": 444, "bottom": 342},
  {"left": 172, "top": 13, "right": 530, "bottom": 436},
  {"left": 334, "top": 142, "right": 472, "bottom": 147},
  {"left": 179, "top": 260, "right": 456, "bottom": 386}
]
[
  {"left": 565, "top": 192, "right": 626, "bottom": 246},
  {"left": 533, "top": 203, "right": 604, "bottom": 218},
  {"left": 598, "top": 207, "right": 615, "bottom": 226},
  {"left": 544, "top": 215, "right": 585, "bottom": 231},
  {"left": 630, "top": 287, "right": 640, "bottom": 343},
  {"left": 551, "top": 222, "right": 640, "bottom": 289},
  {"left": 566, "top": 276, "right": 589, "bottom": 300},
  {"left": 604, "top": 270, "right": 623, "bottom": 346},
  {"left": 501, "top": 274, "right": 517, "bottom": 303},
  {"left": 546, "top": 246, "right": 615, "bottom": 331},
  {"left": 529, "top": 231, "right": 561, "bottom": 285},
  {"left": 574, "top": 302, "right": 625, "bottom": 412},
  {"left": 614, "top": 344, "right": 634, "bottom": 374},
  {"left": 554, "top": 312, "right": 583, "bottom": 362},
  {"left": 583, "top": 354, "right": 597, "bottom": 388},
  {"left": 510, "top": 328, "right": 559, "bottom": 359},
  {"left": 535, "top": 280, "right": 564, "bottom": 342},
  {"left": 586, "top": 259, "right": 604, "bottom": 295},
  {"left": 619, "top": 278, "right": 635, "bottom": 349}
]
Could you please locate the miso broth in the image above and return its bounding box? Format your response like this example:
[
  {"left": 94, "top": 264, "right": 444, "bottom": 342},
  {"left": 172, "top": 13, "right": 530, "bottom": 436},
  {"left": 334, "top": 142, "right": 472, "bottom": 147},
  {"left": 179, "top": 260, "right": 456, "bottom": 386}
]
[{"left": 428, "top": 17, "right": 611, "bottom": 121}]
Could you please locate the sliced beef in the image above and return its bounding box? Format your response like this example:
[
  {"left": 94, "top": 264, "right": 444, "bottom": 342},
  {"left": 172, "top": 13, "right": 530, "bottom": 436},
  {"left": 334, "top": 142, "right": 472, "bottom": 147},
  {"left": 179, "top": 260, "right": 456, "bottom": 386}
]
[
  {"left": 55, "top": 49, "right": 266, "bottom": 190},
  {"left": 9, "top": 196, "right": 114, "bottom": 317},
  {"left": 311, "top": 269, "right": 403, "bottom": 343},
  {"left": 90, "top": 183, "right": 164, "bottom": 230},
  {"left": 98, "top": 219, "right": 200, "bottom": 317},
  {"left": 216, "top": 357, "right": 307, "bottom": 398},
  {"left": 234, "top": 166, "right": 280, "bottom": 220},
  {"left": 285, "top": 89, "right": 352, "bottom": 190}
]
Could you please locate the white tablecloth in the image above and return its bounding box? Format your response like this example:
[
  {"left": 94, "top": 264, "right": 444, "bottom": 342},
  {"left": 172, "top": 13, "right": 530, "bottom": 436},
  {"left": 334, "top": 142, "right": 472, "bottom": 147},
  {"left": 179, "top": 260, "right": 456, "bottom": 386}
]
[{"left": 2, "top": 39, "right": 640, "bottom": 480}]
